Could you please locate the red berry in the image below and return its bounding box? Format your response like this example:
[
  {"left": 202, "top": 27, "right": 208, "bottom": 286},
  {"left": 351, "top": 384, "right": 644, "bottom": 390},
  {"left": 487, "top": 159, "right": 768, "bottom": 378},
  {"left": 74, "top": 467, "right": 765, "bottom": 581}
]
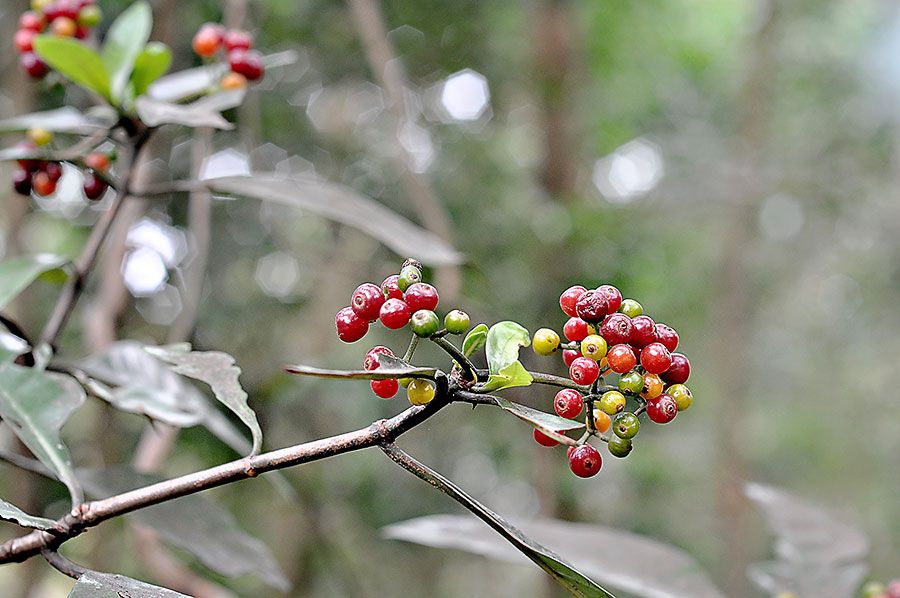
[
  {"left": 335, "top": 306, "right": 368, "bottom": 342},
  {"left": 646, "top": 394, "right": 678, "bottom": 424},
  {"left": 887, "top": 581, "right": 900, "bottom": 598},
  {"left": 223, "top": 29, "right": 253, "bottom": 52},
  {"left": 14, "top": 29, "right": 36, "bottom": 53},
  {"left": 599, "top": 313, "right": 633, "bottom": 346},
  {"left": 640, "top": 342, "right": 672, "bottom": 375},
  {"left": 351, "top": 282, "right": 385, "bottom": 321},
  {"left": 82, "top": 171, "right": 107, "bottom": 200},
  {"left": 20, "top": 52, "right": 49, "bottom": 79},
  {"left": 379, "top": 298, "right": 411, "bottom": 329},
  {"left": 74, "top": 24, "right": 89, "bottom": 39},
  {"left": 563, "top": 317, "right": 591, "bottom": 342},
  {"left": 192, "top": 23, "right": 223, "bottom": 57},
  {"left": 568, "top": 444, "right": 602, "bottom": 478},
  {"left": 32, "top": 171, "right": 56, "bottom": 196},
  {"left": 19, "top": 12, "right": 45, "bottom": 33},
  {"left": 381, "top": 274, "right": 403, "bottom": 300},
  {"left": 48, "top": 0, "right": 80, "bottom": 20},
  {"left": 554, "top": 389, "right": 583, "bottom": 419},
  {"left": 363, "top": 346, "right": 394, "bottom": 370},
  {"left": 533, "top": 428, "right": 559, "bottom": 447},
  {"left": 655, "top": 323, "right": 678, "bottom": 352},
  {"left": 562, "top": 349, "right": 579, "bottom": 368},
  {"left": 596, "top": 285, "right": 622, "bottom": 313},
  {"left": 569, "top": 357, "right": 599, "bottom": 386},
  {"left": 84, "top": 152, "right": 110, "bottom": 172},
  {"left": 228, "top": 49, "right": 264, "bottom": 81},
  {"left": 606, "top": 343, "right": 637, "bottom": 374},
  {"left": 370, "top": 378, "right": 398, "bottom": 399},
  {"left": 403, "top": 282, "right": 439, "bottom": 313},
  {"left": 662, "top": 352, "right": 690, "bottom": 384},
  {"left": 559, "top": 285, "right": 587, "bottom": 317},
  {"left": 16, "top": 142, "right": 40, "bottom": 172},
  {"left": 575, "top": 290, "right": 609, "bottom": 323},
  {"left": 12, "top": 169, "right": 32, "bottom": 196},
  {"left": 44, "top": 161, "right": 63, "bottom": 182},
  {"left": 630, "top": 315, "right": 657, "bottom": 347}
]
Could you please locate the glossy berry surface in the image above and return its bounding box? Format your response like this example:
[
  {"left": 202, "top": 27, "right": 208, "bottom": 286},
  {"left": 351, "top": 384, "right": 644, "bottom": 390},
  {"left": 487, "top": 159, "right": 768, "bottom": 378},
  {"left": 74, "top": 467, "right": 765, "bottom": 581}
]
[
  {"left": 613, "top": 412, "right": 640, "bottom": 439},
  {"left": 77, "top": 4, "right": 101, "bottom": 27},
  {"left": 596, "top": 285, "right": 623, "bottom": 313},
  {"left": 580, "top": 334, "right": 607, "bottom": 361},
  {"left": 630, "top": 315, "right": 657, "bottom": 347},
  {"left": 82, "top": 171, "right": 107, "bottom": 200},
  {"left": 44, "top": 161, "right": 63, "bottom": 182},
  {"left": 607, "top": 435, "right": 633, "bottom": 458},
  {"left": 575, "top": 290, "right": 609, "bottom": 322},
  {"left": 19, "top": 11, "right": 45, "bottom": 32},
  {"left": 600, "top": 313, "right": 633, "bottom": 346},
  {"left": 409, "top": 309, "right": 440, "bottom": 337},
  {"left": 588, "top": 409, "right": 611, "bottom": 434},
  {"left": 363, "top": 346, "right": 393, "bottom": 371},
  {"left": 443, "top": 310, "right": 470, "bottom": 335},
  {"left": 561, "top": 349, "right": 579, "bottom": 368},
  {"left": 32, "top": 171, "right": 55, "bottom": 196},
  {"left": 618, "top": 370, "right": 644, "bottom": 394},
  {"left": 533, "top": 428, "right": 559, "bottom": 447},
  {"left": 228, "top": 49, "right": 264, "bottom": 81},
  {"left": 379, "top": 299, "right": 411, "bottom": 329},
  {"left": 640, "top": 342, "right": 672, "bottom": 374},
  {"left": 12, "top": 169, "right": 31, "bottom": 195},
  {"left": 569, "top": 357, "right": 599, "bottom": 386},
  {"left": 553, "top": 389, "right": 583, "bottom": 419},
  {"left": 563, "top": 317, "right": 591, "bottom": 342},
  {"left": 220, "top": 72, "right": 247, "bottom": 90},
  {"left": 559, "top": 285, "right": 586, "bottom": 317},
  {"left": 606, "top": 343, "right": 637, "bottom": 374},
  {"left": 598, "top": 391, "right": 626, "bottom": 415},
  {"left": 406, "top": 378, "right": 436, "bottom": 406},
  {"left": 668, "top": 384, "right": 693, "bottom": 411},
  {"left": 662, "top": 352, "right": 691, "bottom": 384},
  {"left": 351, "top": 283, "right": 385, "bottom": 321},
  {"left": 380, "top": 274, "right": 403, "bottom": 300},
  {"left": 370, "top": 378, "right": 398, "bottom": 399},
  {"left": 403, "top": 282, "right": 439, "bottom": 312},
  {"left": 224, "top": 29, "right": 253, "bottom": 52},
  {"left": 397, "top": 264, "right": 422, "bottom": 292},
  {"left": 84, "top": 152, "right": 110, "bottom": 172},
  {"left": 655, "top": 323, "right": 679, "bottom": 352},
  {"left": 618, "top": 298, "right": 643, "bottom": 318},
  {"left": 50, "top": 16, "right": 77, "bottom": 36},
  {"left": 335, "top": 306, "right": 368, "bottom": 343},
  {"left": 533, "top": 328, "right": 561, "bottom": 356},
  {"left": 641, "top": 373, "right": 664, "bottom": 399},
  {"left": 646, "top": 394, "right": 678, "bottom": 424},
  {"left": 15, "top": 29, "right": 36, "bottom": 53},
  {"left": 192, "top": 23, "right": 222, "bottom": 56},
  {"left": 568, "top": 444, "right": 602, "bottom": 478},
  {"left": 21, "top": 52, "right": 49, "bottom": 78}
]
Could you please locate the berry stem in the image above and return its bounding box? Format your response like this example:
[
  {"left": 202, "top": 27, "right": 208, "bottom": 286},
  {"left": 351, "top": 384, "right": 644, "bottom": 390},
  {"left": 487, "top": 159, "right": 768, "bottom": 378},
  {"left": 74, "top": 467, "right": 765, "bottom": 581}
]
[
  {"left": 429, "top": 336, "right": 477, "bottom": 382},
  {"left": 402, "top": 334, "right": 419, "bottom": 362}
]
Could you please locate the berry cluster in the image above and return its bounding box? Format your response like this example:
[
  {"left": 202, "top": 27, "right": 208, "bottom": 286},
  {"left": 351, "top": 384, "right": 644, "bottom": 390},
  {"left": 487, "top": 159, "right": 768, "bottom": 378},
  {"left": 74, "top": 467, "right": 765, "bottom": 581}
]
[
  {"left": 335, "top": 259, "right": 471, "bottom": 404},
  {"left": 192, "top": 23, "right": 264, "bottom": 89},
  {"left": 11, "top": 129, "right": 112, "bottom": 201},
  {"left": 862, "top": 580, "right": 900, "bottom": 598},
  {"left": 14, "top": 0, "right": 103, "bottom": 79},
  {"left": 531, "top": 284, "right": 694, "bottom": 478}
]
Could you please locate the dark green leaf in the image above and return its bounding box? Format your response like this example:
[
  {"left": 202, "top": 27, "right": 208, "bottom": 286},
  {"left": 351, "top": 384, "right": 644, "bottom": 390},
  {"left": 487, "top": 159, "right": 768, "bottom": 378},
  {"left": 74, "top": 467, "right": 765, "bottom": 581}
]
[
  {"left": 33, "top": 36, "right": 110, "bottom": 100},
  {"left": 203, "top": 175, "right": 462, "bottom": 266},
  {"left": 144, "top": 344, "right": 263, "bottom": 456},
  {"left": 0, "top": 363, "right": 84, "bottom": 505},
  {"left": 385, "top": 515, "right": 726, "bottom": 598},
  {"left": 485, "top": 321, "right": 530, "bottom": 375},
  {"left": 285, "top": 360, "right": 438, "bottom": 381},
  {"left": 69, "top": 571, "right": 190, "bottom": 597},
  {"left": 462, "top": 323, "right": 488, "bottom": 358},
  {"left": 0, "top": 254, "right": 68, "bottom": 309},
  {"left": 134, "top": 96, "right": 233, "bottom": 129},
  {"left": 102, "top": 1, "right": 152, "bottom": 103},
  {"left": 0, "top": 497, "right": 57, "bottom": 531},
  {"left": 80, "top": 467, "right": 291, "bottom": 592},
  {"left": 492, "top": 397, "right": 582, "bottom": 442},
  {"left": 131, "top": 42, "right": 172, "bottom": 97},
  {"left": 0, "top": 107, "right": 111, "bottom": 135}
]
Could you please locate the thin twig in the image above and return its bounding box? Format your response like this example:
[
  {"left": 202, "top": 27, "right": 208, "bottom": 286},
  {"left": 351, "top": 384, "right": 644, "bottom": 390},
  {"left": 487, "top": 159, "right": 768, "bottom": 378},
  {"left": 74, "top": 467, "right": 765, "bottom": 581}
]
[
  {"left": 429, "top": 336, "right": 477, "bottom": 381},
  {"left": 41, "top": 549, "right": 86, "bottom": 580}
]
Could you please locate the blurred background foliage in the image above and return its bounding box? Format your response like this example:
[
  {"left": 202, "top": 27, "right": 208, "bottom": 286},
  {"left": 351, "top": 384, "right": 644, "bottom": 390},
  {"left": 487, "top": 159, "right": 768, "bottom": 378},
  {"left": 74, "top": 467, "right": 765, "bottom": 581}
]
[{"left": 0, "top": 0, "right": 898, "bottom": 596}]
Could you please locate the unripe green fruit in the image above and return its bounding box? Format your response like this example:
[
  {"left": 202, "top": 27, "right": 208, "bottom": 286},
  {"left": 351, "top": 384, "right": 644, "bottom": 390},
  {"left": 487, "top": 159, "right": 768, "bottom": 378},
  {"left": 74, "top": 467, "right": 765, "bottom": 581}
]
[
  {"left": 77, "top": 5, "right": 102, "bottom": 27},
  {"left": 862, "top": 582, "right": 885, "bottom": 598},
  {"left": 618, "top": 371, "right": 644, "bottom": 394},
  {"left": 444, "top": 310, "right": 470, "bottom": 334},
  {"left": 532, "top": 328, "right": 560, "bottom": 356},
  {"left": 613, "top": 412, "right": 640, "bottom": 439},
  {"left": 668, "top": 384, "right": 693, "bottom": 411},
  {"left": 607, "top": 435, "right": 633, "bottom": 458},
  {"left": 407, "top": 378, "right": 436, "bottom": 405},
  {"left": 397, "top": 265, "right": 422, "bottom": 292},
  {"left": 598, "top": 390, "right": 626, "bottom": 415},
  {"left": 409, "top": 309, "right": 440, "bottom": 337},
  {"left": 618, "top": 298, "right": 643, "bottom": 318}
]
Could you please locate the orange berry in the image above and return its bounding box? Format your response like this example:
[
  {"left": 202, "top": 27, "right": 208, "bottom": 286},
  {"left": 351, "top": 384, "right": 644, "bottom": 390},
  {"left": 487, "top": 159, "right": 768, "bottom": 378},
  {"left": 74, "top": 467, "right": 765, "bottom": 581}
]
[
  {"left": 50, "top": 16, "right": 77, "bottom": 37},
  {"left": 220, "top": 72, "right": 247, "bottom": 90}
]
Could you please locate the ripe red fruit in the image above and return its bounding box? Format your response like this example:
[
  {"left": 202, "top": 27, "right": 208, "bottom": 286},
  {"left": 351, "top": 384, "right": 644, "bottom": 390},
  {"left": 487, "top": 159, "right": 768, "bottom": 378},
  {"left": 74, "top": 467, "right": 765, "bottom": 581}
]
[
  {"left": 12, "top": 169, "right": 32, "bottom": 196},
  {"left": 224, "top": 29, "right": 253, "bottom": 52},
  {"left": 47, "top": 0, "right": 80, "bottom": 20},
  {"left": 379, "top": 298, "right": 411, "bottom": 329},
  {"left": 559, "top": 285, "right": 587, "bottom": 317},
  {"left": 14, "top": 29, "right": 36, "bottom": 53},
  {"left": 662, "top": 352, "right": 691, "bottom": 384},
  {"left": 363, "top": 346, "right": 394, "bottom": 370},
  {"left": 74, "top": 25, "right": 89, "bottom": 39},
  {"left": 630, "top": 315, "right": 657, "bottom": 347},
  {"left": 568, "top": 444, "right": 602, "bottom": 478},
  {"left": 228, "top": 49, "right": 264, "bottom": 81},
  {"left": 606, "top": 343, "right": 637, "bottom": 374},
  {"left": 403, "top": 282, "right": 439, "bottom": 312},
  {"left": 569, "top": 357, "right": 600, "bottom": 386},
  {"left": 20, "top": 52, "right": 49, "bottom": 78},
  {"left": 646, "top": 394, "right": 678, "bottom": 424},
  {"left": 640, "top": 342, "right": 672, "bottom": 375},
  {"left": 554, "top": 389, "right": 583, "bottom": 419},
  {"left": 381, "top": 274, "right": 403, "bottom": 300},
  {"left": 370, "top": 378, "right": 399, "bottom": 399},
  {"left": 16, "top": 142, "right": 40, "bottom": 172},
  {"left": 575, "top": 290, "right": 609, "bottom": 322},
  {"left": 599, "top": 313, "right": 633, "bottom": 346},
  {"left": 335, "top": 306, "right": 368, "bottom": 342},
  {"left": 561, "top": 349, "right": 579, "bottom": 368},
  {"left": 19, "top": 12, "right": 45, "bottom": 33},
  {"left": 44, "top": 161, "right": 63, "bottom": 183},
  {"left": 533, "top": 428, "right": 559, "bottom": 447},
  {"left": 655, "top": 323, "right": 678, "bottom": 352},
  {"left": 193, "top": 23, "right": 223, "bottom": 57},
  {"left": 82, "top": 171, "right": 107, "bottom": 200},
  {"left": 32, "top": 171, "right": 56, "bottom": 196},
  {"left": 84, "top": 152, "right": 110, "bottom": 172},
  {"left": 596, "top": 284, "right": 622, "bottom": 313},
  {"left": 563, "top": 317, "right": 591, "bottom": 342},
  {"left": 351, "top": 282, "right": 385, "bottom": 321}
]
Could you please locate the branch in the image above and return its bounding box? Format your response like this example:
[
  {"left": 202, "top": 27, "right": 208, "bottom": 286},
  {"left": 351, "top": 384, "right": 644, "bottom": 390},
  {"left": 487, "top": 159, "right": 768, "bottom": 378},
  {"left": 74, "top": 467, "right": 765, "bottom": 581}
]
[
  {"left": 429, "top": 336, "right": 477, "bottom": 382},
  {"left": 41, "top": 549, "right": 86, "bottom": 580}
]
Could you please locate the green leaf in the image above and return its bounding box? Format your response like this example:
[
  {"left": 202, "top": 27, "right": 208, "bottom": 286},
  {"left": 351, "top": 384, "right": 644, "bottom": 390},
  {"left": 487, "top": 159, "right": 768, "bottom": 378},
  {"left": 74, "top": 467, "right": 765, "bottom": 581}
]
[
  {"left": 102, "top": 1, "right": 152, "bottom": 104},
  {"left": 491, "top": 396, "right": 580, "bottom": 445},
  {"left": 203, "top": 175, "right": 462, "bottom": 266},
  {"left": 131, "top": 42, "right": 172, "bottom": 97},
  {"left": 69, "top": 571, "right": 190, "bottom": 597},
  {"left": 0, "top": 254, "right": 68, "bottom": 310},
  {"left": 462, "top": 323, "right": 488, "bottom": 358},
  {"left": 0, "top": 497, "right": 57, "bottom": 531},
  {"left": 33, "top": 36, "right": 110, "bottom": 100},
  {"left": 480, "top": 361, "right": 533, "bottom": 392},
  {"left": 135, "top": 95, "right": 234, "bottom": 129},
  {"left": 0, "top": 363, "right": 84, "bottom": 505},
  {"left": 144, "top": 344, "right": 263, "bottom": 456},
  {"left": 0, "top": 107, "right": 111, "bottom": 135},
  {"left": 485, "top": 321, "right": 530, "bottom": 375}
]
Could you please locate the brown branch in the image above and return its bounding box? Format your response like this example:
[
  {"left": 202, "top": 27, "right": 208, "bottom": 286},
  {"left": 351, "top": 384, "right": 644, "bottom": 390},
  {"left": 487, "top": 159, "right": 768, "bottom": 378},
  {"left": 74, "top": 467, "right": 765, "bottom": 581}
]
[{"left": 41, "top": 550, "right": 86, "bottom": 580}]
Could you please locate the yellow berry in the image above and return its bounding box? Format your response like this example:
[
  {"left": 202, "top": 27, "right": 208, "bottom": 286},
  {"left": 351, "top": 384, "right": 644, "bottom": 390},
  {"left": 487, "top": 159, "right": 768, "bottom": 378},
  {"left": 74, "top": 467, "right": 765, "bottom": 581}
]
[
  {"left": 27, "top": 127, "right": 53, "bottom": 147},
  {"left": 580, "top": 334, "right": 608, "bottom": 361},
  {"left": 668, "top": 384, "right": 693, "bottom": 411},
  {"left": 532, "top": 328, "right": 560, "bottom": 356},
  {"left": 407, "top": 379, "right": 436, "bottom": 406}
]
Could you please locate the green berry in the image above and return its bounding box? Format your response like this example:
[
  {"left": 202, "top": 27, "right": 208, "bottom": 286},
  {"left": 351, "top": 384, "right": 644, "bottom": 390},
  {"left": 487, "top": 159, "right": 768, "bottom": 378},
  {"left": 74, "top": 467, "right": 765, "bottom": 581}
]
[
  {"left": 598, "top": 390, "right": 626, "bottom": 415},
  {"left": 618, "top": 371, "right": 644, "bottom": 394},
  {"left": 444, "top": 310, "right": 470, "bottom": 334},
  {"left": 532, "top": 328, "right": 560, "bottom": 356},
  {"left": 613, "top": 412, "right": 640, "bottom": 439},
  {"left": 77, "top": 4, "right": 102, "bottom": 27},
  {"left": 399, "top": 377, "right": 413, "bottom": 388},
  {"left": 618, "top": 298, "right": 643, "bottom": 318},
  {"left": 407, "top": 378, "right": 436, "bottom": 405},
  {"left": 409, "top": 309, "right": 440, "bottom": 337},
  {"left": 668, "top": 384, "right": 693, "bottom": 411},
  {"left": 862, "top": 582, "right": 885, "bottom": 598},
  {"left": 397, "top": 265, "right": 422, "bottom": 292},
  {"left": 607, "top": 435, "right": 633, "bottom": 458}
]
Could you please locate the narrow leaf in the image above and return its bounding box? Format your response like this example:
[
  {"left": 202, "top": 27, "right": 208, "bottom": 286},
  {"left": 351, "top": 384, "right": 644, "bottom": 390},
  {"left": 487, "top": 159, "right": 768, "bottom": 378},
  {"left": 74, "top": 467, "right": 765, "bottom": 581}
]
[
  {"left": 0, "top": 497, "right": 57, "bottom": 531},
  {"left": 485, "top": 321, "right": 530, "bottom": 375},
  {"left": 0, "top": 363, "right": 84, "bottom": 505},
  {"left": 33, "top": 36, "right": 110, "bottom": 100},
  {"left": 203, "top": 175, "right": 462, "bottom": 265},
  {"left": 480, "top": 361, "right": 533, "bottom": 392},
  {"left": 131, "top": 42, "right": 172, "bottom": 97},
  {"left": 0, "top": 254, "right": 68, "bottom": 309},
  {"left": 462, "top": 323, "right": 488, "bottom": 358},
  {"left": 285, "top": 359, "right": 437, "bottom": 381},
  {"left": 144, "top": 344, "right": 263, "bottom": 456},
  {"left": 102, "top": 1, "right": 152, "bottom": 103},
  {"left": 147, "top": 64, "right": 227, "bottom": 103},
  {"left": 493, "top": 397, "right": 582, "bottom": 433},
  {"left": 69, "top": 571, "right": 190, "bottom": 597},
  {"left": 0, "top": 331, "right": 30, "bottom": 363},
  {"left": 0, "top": 107, "right": 110, "bottom": 135},
  {"left": 135, "top": 96, "right": 234, "bottom": 129}
]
